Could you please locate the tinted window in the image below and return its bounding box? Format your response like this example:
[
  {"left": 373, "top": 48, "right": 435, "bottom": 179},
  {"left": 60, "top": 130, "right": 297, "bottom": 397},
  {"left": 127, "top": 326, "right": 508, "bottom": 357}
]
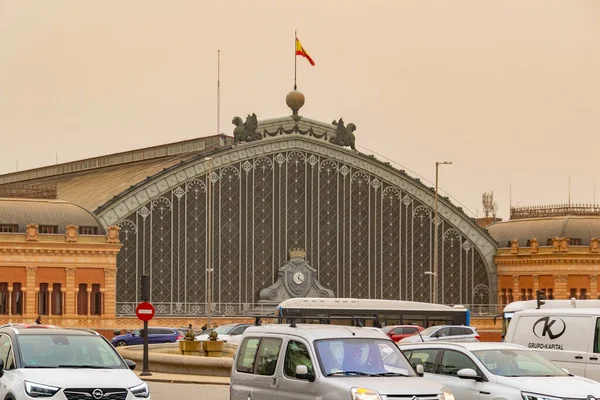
[
  {"left": 255, "top": 338, "right": 282, "bottom": 376},
  {"left": 391, "top": 328, "right": 404, "bottom": 335},
  {"left": 434, "top": 328, "right": 450, "bottom": 338},
  {"left": 440, "top": 350, "right": 477, "bottom": 376},
  {"left": 408, "top": 349, "right": 440, "bottom": 373},
  {"left": 159, "top": 329, "right": 175, "bottom": 335},
  {"left": 405, "top": 327, "right": 417, "bottom": 334},
  {"left": 148, "top": 328, "right": 161, "bottom": 335},
  {"left": 473, "top": 349, "right": 567, "bottom": 377},
  {"left": 236, "top": 337, "right": 260, "bottom": 373},
  {"left": 595, "top": 318, "right": 600, "bottom": 354},
  {"left": 17, "top": 335, "right": 125, "bottom": 368},
  {"left": 284, "top": 340, "right": 313, "bottom": 379}
]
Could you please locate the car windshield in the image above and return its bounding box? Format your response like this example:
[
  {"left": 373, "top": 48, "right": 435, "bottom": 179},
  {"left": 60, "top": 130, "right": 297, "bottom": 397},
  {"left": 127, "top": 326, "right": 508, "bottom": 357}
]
[
  {"left": 381, "top": 326, "right": 393, "bottom": 334},
  {"left": 419, "top": 326, "right": 440, "bottom": 336},
  {"left": 473, "top": 349, "right": 568, "bottom": 377},
  {"left": 17, "top": 334, "right": 126, "bottom": 369},
  {"left": 314, "top": 338, "right": 415, "bottom": 377}
]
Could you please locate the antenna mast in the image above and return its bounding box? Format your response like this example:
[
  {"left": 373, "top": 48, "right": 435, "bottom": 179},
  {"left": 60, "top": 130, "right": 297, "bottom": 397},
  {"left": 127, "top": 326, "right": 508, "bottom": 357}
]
[{"left": 217, "top": 50, "right": 221, "bottom": 136}]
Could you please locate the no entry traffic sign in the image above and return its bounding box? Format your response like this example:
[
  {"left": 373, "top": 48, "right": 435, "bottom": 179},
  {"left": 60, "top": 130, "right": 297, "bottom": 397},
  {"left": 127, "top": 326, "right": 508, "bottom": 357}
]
[{"left": 135, "top": 301, "right": 155, "bottom": 322}]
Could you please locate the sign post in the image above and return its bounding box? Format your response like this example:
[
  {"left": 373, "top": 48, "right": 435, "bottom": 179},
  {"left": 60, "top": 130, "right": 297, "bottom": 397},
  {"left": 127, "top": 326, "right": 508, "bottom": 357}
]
[{"left": 138, "top": 275, "right": 153, "bottom": 377}]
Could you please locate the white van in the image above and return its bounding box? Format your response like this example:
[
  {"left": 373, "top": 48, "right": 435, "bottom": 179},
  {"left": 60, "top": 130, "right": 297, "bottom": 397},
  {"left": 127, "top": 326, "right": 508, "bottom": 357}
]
[
  {"left": 230, "top": 322, "right": 455, "bottom": 400},
  {"left": 505, "top": 308, "right": 600, "bottom": 381}
]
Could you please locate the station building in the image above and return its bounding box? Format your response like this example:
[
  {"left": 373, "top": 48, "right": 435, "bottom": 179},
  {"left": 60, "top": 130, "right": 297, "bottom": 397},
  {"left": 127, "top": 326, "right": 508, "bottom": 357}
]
[{"left": 0, "top": 91, "right": 499, "bottom": 331}]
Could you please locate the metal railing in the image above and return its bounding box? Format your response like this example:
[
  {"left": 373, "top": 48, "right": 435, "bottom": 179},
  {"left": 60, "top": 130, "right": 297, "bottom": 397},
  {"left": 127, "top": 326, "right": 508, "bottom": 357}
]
[{"left": 116, "top": 302, "right": 503, "bottom": 318}]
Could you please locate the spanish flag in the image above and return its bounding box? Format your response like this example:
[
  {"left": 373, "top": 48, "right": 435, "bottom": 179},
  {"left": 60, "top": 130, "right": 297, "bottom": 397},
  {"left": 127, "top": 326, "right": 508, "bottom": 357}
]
[{"left": 295, "top": 37, "right": 315, "bottom": 66}]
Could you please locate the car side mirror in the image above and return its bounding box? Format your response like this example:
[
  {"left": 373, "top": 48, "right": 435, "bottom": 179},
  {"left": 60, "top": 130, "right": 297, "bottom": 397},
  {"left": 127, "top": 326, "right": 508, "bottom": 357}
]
[
  {"left": 457, "top": 368, "right": 480, "bottom": 380},
  {"left": 0, "top": 358, "right": 4, "bottom": 377},
  {"left": 124, "top": 359, "right": 136, "bottom": 370},
  {"left": 415, "top": 364, "right": 424, "bottom": 377},
  {"left": 295, "top": 365, "right": 314, "bottom": 382}
]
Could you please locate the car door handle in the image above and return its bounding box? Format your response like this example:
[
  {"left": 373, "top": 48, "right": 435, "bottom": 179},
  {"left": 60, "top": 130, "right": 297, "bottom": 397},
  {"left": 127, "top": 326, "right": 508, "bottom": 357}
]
[
  {"left": 575, "top": 355, "right": 584, "bottom": 360},
  {"left": 591, "top": 357, "right": 599, "bottom": 361},
  {"left": 271, "top": 378, "right": 279, "bottom": 388}
]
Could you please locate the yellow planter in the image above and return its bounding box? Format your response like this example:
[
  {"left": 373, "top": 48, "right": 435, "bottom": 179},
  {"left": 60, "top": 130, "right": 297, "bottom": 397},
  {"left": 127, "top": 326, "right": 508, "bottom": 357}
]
[
  {"left": 203, "top": 340, "right": 224, "bottom": 357},
  {"left": 179, "top": 340, "right": 202, "bottom": 356}
]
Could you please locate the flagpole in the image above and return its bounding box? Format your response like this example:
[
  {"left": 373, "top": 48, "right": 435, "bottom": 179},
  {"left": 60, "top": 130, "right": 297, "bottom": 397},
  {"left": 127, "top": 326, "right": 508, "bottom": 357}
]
[
  {"left": 294, "top": 29, "right": 297, "bottom": 90},
  {"left": 217, "top": 49, "right": 220, "bottom": 135}
]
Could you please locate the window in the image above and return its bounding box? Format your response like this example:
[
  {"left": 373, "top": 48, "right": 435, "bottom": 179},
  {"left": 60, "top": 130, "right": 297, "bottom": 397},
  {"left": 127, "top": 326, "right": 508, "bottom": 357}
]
[
  {"left": 0, "top": 283, "right": 7, "bottom": 315},
  {"left": 527, "top": 289, "right": 533, "bottom": 301},
  {"left": 230, "top": 325, "right": 249, "bottom": 335},
  {"left": 594, "top": 318, "right": 600, "bottom": 354},
  {"left": 255, "top": 338, "right": 282, "bottom": 376},
  {"left": 570, "top": 238, "right": 582, "bottom": 246},
  {"left": 580, "top": 288, "right": 588, "bottom": 300},
  {"left": 433, "top": 327, "right": 450, "bottom": 338},
  {"left": 500, "top": 289, "right": 507, "bottom": 307},
  {"left": 473, "top": 349, "right": 567, "bottom": 377},
  {"left": 12, "top": 283, "right": 23, "bottom": 315},
  {"left": 284, "top": 340, "right": 313, "bottom": 379},
  {"left": 0, "top": 224, "right": 18, "bottom": 233},
  {"left": 570, "top": 288, "right": 577, "bottom": 299},
  {"left": 51, "top": 283, "right": 62, "bottom": 315},
  {"left": 79, "top": 226, "right": 98, "bottom": 235},
  {"left": 520, "top": 289, "right": 526, "bottom": 301},
  {"left": 236, "top": 337, "right": 260, "bottom": 373},
  {"left": 91, "top": 284, "right": 102, "bottom": 315},
  {"left": 38, "top": 283, "right": 49, "bottom": 315},
  {"left": 39, "top": 225, "right": 58, "bottom": 234},
  {"left": 440, "top": 350, "right": 478, "bottom": 376},
  {"left": 508, "top": 289, "right": 514, "bottom": 303},
  {"left": 408, "top": 349, "right": 440, "bottom": 373},
  {"left": 0, "top": 335, "right": 15, "bottom": 370},
  {"left": 77, "top": 284, "right": 88, "bottom": 315}
]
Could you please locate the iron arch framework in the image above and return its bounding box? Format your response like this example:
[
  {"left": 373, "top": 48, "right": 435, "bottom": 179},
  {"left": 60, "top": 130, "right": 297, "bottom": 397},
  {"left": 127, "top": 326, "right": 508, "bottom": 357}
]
[{"left": 97, "top": 136, "right": 497, "bottom": 316}]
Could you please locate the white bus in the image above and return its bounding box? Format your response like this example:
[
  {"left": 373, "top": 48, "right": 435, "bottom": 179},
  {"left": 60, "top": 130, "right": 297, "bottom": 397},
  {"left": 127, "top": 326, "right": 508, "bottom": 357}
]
[
  {"left": 276, "top": 297, "right": 470, "bottom": 327},
  {"left": 502, "top": 298, "right": 600, "bottom": 337}
]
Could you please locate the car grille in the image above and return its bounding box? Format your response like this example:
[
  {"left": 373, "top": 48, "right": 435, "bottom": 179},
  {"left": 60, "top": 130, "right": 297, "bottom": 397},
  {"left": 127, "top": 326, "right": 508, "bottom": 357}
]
[
  {"left": 64, "top": 388, "right": 128, "bottom": 400},
  {"left": 384, "top": 395, "right": 439, "bottom": 400}
]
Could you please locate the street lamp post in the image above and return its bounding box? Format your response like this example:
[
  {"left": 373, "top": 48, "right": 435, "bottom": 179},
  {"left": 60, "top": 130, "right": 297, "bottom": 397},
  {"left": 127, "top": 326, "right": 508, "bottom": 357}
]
[
  {"left": 205, "top": 157, "right": 214, "bottom": 329},
  {"left": 433, "top": 161, "right": 452, "bottom": 304}
]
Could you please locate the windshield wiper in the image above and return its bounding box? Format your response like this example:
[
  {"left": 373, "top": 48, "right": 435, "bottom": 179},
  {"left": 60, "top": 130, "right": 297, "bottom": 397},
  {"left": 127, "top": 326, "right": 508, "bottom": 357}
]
[
  {"left": 326, "top": 371, "right": 375, "bottom": 377},
  {"left": 373, "top": 372, "right": 409, "bottom": 377},
  {"left": 23, "top": 365, "right": 56, "bottom": 368},
  {"left": 57, "top": 365, "right": 111, "bottom": 369}
]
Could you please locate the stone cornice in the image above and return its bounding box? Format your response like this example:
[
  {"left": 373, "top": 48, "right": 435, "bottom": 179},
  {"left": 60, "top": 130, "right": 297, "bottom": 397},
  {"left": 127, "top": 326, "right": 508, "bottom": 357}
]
[
  {"left": 495, "top": 257, "right": 600, "bottom": 265},
  {"left": 0, "top": 240, "right": 121, "bottom": 255}
]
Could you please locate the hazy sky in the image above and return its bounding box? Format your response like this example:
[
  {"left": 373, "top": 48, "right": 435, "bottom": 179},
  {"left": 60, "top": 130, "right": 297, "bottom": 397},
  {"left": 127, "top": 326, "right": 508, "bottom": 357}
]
[{"left": 1, "top": 1, "right": 598, "bottom": 219}]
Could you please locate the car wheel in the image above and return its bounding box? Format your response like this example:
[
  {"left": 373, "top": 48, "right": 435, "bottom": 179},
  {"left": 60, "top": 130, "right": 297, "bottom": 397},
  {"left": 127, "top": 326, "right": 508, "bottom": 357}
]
[{"left": 116, "top": 340, "right": 127, "bottom": 347}]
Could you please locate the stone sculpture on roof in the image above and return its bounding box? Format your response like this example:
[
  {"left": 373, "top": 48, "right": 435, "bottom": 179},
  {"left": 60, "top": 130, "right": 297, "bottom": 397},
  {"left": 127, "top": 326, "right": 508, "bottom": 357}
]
[
  {"left": 232, "top": 113, "right": 261, "bottom": 144},
  {"left": 330, "top": 118, "right": 357, "bottom": 150}
]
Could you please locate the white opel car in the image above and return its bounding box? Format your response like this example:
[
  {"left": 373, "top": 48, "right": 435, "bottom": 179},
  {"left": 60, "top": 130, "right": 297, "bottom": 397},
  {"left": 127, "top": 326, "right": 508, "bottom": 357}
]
[
  {"left": 0, "top": 324, "right": 150, "bottom": 400},
  {"left": 399, "top": 341, "right": 600, "bottom": 400}
]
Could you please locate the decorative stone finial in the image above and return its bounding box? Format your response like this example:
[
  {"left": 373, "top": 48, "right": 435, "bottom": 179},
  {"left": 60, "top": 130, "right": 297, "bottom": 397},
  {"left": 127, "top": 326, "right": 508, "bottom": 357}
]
[
  {"left": 26, "top": 224, "right": 39, "bottom": 241},
  {"left": 106, "top": 226, "right": 121, "bottom": 243},
  {"left": 286, "top": 90, "right": 305, "bottom": 119}
]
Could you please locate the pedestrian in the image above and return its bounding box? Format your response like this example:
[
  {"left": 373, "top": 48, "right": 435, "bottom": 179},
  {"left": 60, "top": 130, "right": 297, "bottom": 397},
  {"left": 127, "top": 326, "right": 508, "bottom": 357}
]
[{"left": 35, "top": 316, "right": 41, "bottom": 325}]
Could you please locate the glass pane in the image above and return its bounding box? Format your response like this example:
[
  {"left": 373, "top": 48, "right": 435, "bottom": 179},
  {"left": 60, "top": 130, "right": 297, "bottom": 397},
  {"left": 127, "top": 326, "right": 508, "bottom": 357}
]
[
  {"left": 594, "top": 318, "right": 600, "bottom": 354},
  {"left": 284, "top": 341, "right": 313, "bottom": 378},
  {"left": 255, "top": 338, "right": 282, "bottom": 376},
  {"left": 236, "top": 338, "right": 260, "bottom": 373},
  {"left": 440, "top": 350, "right": 477, "bottom": 376},
  {"left": 409, "top": 349, "right": 439, "bottom": 373},
  {"left": 473, "top": 349, "right": 567, "bottom": 377}
]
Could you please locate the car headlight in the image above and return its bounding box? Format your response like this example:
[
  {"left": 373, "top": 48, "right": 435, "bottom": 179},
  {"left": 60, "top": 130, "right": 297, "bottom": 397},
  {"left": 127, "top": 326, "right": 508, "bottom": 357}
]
[
  {"left": 351, "top": 387, "right": 382, "bottom": 400},
  {"left": 522, "top": 393, "right": 563, "bottom": 400},
  {"left": 24, "top": 381, "right": 60, "bottom": 398},
  {"left": 129, "top": 382, "right": 150, "bottom": 398},
  {"left": 439, "top": 387, "right": 455, "bottom": 400}
]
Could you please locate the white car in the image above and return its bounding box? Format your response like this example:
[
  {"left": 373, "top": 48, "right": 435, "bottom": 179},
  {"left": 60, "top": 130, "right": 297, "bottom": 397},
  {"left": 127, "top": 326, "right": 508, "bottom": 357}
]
[
  {"left": 399, "top": 341, "right": 600, "bottom": 399},
  {"left": 0, "top": 324, "right": 150, "bottom": 400},
  {"left": 194, "top": 323, "right": 251, "bottom": 344},
  {"left": 399, "top": 325, "right": 480, "bottom": 343}
]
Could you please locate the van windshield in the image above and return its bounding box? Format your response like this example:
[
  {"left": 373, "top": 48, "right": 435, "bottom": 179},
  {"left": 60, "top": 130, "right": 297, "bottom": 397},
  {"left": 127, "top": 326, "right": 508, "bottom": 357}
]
[
  {"left": 314, "top": 338, "right": 415, "bottom": 377},
  {"left": 473, "top": 349, "right": 568, "bottom": 377}
]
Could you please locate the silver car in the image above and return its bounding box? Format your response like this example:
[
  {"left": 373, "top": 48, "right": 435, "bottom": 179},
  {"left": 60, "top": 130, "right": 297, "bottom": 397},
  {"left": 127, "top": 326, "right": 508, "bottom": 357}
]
[
  {"left": 230, "top": 323, "right": 455, "bottom": 400},
  {"left": 399, "top": 325, "right": 479, "bottom": 343}
]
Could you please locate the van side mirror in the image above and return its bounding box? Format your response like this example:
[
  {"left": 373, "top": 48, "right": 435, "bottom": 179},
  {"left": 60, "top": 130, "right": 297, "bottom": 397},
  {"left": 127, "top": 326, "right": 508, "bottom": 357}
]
[
  {"left": 415, "top": 364, "right": 424, "bottom": 377},
  {"left": 295, "top": 365, "right": 314, "bottom": 382},
  {"left": 457, "top": 368, "right": 480, "bottom": 380},
  {"left": 0, "top": 358, "right": 4, "bottom": 377}
]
